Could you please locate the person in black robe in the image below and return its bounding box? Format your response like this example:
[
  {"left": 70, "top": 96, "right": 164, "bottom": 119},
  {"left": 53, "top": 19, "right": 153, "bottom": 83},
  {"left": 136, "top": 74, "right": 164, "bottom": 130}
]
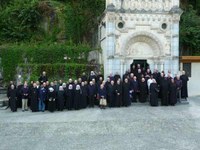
[
  {"left": 123, "top": 78, "right": 131, "bottom": 107},
  {"left": 8, "top": 85, "right": 17, "bottom": 112},
  {"left": 89, "top": 71, "right": 96, "bottom": 81},
  {"left": 114, "top": 72, "right": 121, "bottom": 83},
  {"left": 88, "top": 81, "right": 96, "bottom": 108},
  {"left": 131, "top": 76, "right": 139, "bottom": 102},
  {"left": 152, "top": 69, "right": 160, "bottom": 84},
  {"left": 66, "top": 84, "right": 74, "bottom": 110},
  {"left": 48, "top": 82, "right": 56, "bottom": 112},
  {"left": 160, "top": 76, "right": 170, "bottom": 106},
  {"left": 81, "top": 72, "right": 88, "bottom": 82},
  {"left": 74, "top": 85, "right": 81, "bottom": 110},
  {"left": 30, "top": 83, "right": 39, "bottom": 112},
  {"left": 115, "top": 79, "right": 122, "bottom": 107},
  {"left": 123, "top": 71, "right": 130, "bottom": 82},
  {"left": 16, "top": 82, "right": 23, "bottom": 108},
  {"left": 28, "top": 81, "right": 34, "bottom": 107},
  {"left": 80, "top": 82, "right": 88, "bottom": 109},
  {"left": 180, "top": 71, "right": 189, "bottom": 100},
  {"left": 44, "top": 81, "right": 49, "bottom": 110},
  {"left": 7, "top": 81, "right": 16, "bottom": 109},
  {"left": 38, "top": 71, "right": 48, "bottom": 84},
  {"left": 169, "top": 79, "right": 177, "bottom": 106},
  {"left": 62, "top": 83, "right": 67, "bottom": 108},
  {"left": 136, "top": 69, "right": 143, "bottom": 81},
  {"left": 97, "top": 72, "right": 104, "bottom": 82},
  {"left": 149, "top": 79, "right": 159, "bottom": 106},
  {"left": 139, "top": 78, "right": 148, "bottom": 103},
  {"left": 57, "top": 86, "right": 65, "bottom": 111},
  {"left": 107, "top": 80, "right": 115, "bottom": 107}
]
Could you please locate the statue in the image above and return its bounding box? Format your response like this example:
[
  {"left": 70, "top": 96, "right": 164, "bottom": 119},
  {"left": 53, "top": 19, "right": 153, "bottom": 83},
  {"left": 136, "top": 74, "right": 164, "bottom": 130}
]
[{"left": 115, "top": 40, "right": 121, "bottom": 55}]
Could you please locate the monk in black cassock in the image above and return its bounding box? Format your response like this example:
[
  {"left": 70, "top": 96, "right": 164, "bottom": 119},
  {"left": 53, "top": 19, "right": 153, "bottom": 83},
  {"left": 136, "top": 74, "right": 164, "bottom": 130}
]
[
  {"left": 30, "top": 83, "right": 39, "bottom": 112},
  {"left": 123, "top": 78, "right": 131, "bottom": 107},
  {"left": 8, "top": 84, "right": 17, "bottom": 112},
  {"left": 139, "top": 78, "right": 148, "bottom": 103},
  {"left": 16, "top": 82, "right": 23, "bottom": 108},
  {"left": 80, "top": 82, "right": 88, "bottom": 109},
  {"left": 7, "top": 81, "right": 15, "bottom": 109},
  {"left": 38, "top": 71, "right": 48, "bottom": 84},
  {"left": 57, "top": 86, "right": 65, "bottom": 111},
  {"left": 115, "top": 79, "right": 122, "bottom": 107},
  {"left": 66, "top": 84, "right": 74, "bottom": 110},
  {"left": 149, "top": 79, "right": 159, "bottom": 106},
  {"left": 131, "top": 76, "right": 139, "bottom": 102},
  {"left": 169, "top": 79, "right": 177, "bottom": 106},
  {"left": 107, "top": 80, "right": 115, "bottom": 107},
  {"left": 160, "top": 75, "right": 170, "bottom": 106},
  {"left": 105, "top": 77, "right": 111, "bottom": 104},
  {"left": 114, "top": 72, "right": 121, "bottom": 83},
  {"left": 180, "top": 71, "right": 189, "bottom": 100},
  {"left": 48, "top": 82, "right": 56, "bottom": 112},
  {"left": 74, "top": 85, "right": 81, "bottom": 110}
]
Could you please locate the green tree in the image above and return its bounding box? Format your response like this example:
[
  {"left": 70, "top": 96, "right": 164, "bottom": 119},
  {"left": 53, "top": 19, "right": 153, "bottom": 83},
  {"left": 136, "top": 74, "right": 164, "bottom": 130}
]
[{"left": 180, "top": 5, "right": 200, "bottom": 55}]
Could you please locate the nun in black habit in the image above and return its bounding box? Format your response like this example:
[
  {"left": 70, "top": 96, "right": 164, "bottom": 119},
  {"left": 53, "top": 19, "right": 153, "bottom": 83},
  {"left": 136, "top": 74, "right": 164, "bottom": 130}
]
[
  {"left": 66, "top": 84, "right": 74, "bottom": 110},
  {"left": 149, "top": 79, "right": 159, "bottom": 106},
  {"left": 8, "top": 84, "right": 17, "bottom": 112},
  {"left": 115, "top": 79, "right": 123, "bottom": 107},
  {"left": 30, "top": 83, "right": 39, "bottom": 112},
  {"left": 48, "top": 83, "right": 56, "bottom": 112},
  {"left": 57, "top": 86, "right": 65, "bottom": 111},
  {"left": 74, "top": 84, "right": 81, "bottom": 110},
  {"left": 80, "top": 82, "right": 88, "bottom": 109}
]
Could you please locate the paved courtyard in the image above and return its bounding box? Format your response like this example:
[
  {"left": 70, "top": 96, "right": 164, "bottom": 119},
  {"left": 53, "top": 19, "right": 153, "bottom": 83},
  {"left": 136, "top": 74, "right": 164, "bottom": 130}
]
[{"left": 0, "top": 97, "right": 200, "bottom": 150}]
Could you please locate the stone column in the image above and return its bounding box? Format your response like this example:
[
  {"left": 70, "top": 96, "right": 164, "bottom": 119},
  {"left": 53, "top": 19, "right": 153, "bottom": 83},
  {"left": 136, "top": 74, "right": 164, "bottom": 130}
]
[{"left": 104, "top": 15, "right": 116, "bottom": 78}]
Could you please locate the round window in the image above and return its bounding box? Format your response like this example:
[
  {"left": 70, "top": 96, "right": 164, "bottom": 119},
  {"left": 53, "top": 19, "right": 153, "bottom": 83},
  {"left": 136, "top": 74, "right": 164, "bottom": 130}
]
[
  {"left": 118, "top": 22, "right": 124, "bottom": 29},
  {"left": 162, "top": 23, "right": 167, "bottom": 30}
]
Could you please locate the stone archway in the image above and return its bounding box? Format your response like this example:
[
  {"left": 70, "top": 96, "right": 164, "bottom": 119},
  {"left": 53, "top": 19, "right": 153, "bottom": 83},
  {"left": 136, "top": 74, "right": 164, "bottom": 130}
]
[
  {"left": 121, "top": 32, "right": 164, "bottom": 72},
  {"left": 124, "top": 32, "right": 163, "bottom": 58}
]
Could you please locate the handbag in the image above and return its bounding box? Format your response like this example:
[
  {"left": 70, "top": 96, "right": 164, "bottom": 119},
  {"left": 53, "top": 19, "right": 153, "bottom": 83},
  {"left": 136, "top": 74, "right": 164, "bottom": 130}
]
[{"left": 100, "top": 98, "right": 107, "bottom": 106}]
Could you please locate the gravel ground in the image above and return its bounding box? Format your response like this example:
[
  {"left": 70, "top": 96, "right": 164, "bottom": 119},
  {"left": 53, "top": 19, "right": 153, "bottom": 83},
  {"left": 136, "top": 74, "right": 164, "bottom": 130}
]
[{"left": 0, "top": 97, "right": 200, "bottom": 150}]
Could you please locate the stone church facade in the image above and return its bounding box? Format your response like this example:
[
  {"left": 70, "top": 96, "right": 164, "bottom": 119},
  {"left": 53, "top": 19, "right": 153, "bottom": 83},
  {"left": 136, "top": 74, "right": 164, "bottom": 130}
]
[{"left": 99, "top": 0, "right": 183, "bottom": 77}]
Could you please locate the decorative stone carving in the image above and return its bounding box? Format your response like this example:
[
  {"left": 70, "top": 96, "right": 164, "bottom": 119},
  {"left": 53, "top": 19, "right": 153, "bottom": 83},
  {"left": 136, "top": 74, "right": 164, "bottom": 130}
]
[{"left": 107, "top": 0, "right": 176, "bottom": 12}]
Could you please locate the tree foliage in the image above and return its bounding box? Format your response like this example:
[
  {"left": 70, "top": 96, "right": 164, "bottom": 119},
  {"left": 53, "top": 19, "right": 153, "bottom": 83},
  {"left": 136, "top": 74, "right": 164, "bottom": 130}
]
[
  {"left": 0, "top": 0, "right": 105, "bottom": 44},
  {"left": 180, "top": 4, "right": 200, "bottom": 55}
]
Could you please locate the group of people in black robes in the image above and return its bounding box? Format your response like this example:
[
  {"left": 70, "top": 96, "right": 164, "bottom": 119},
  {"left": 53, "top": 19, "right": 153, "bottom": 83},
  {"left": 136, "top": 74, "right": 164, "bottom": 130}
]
[{"left": 6, "top": 66, "right": 189, "bottom": 112}]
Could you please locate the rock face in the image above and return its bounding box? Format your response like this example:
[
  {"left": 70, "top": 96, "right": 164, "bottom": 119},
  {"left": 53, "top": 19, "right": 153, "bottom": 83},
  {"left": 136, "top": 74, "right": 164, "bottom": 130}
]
[{"left": 99, "top": 0, "right": 183, "bottom": 77}]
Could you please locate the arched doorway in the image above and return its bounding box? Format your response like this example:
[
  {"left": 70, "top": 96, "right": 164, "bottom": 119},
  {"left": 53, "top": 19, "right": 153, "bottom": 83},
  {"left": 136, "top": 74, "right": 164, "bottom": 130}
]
[
  {"left": 123, "top": 32, "right": 163, "bottom": 72},
  {"left": 130, "top": 60, "right": 149, "bottom": 72}
]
